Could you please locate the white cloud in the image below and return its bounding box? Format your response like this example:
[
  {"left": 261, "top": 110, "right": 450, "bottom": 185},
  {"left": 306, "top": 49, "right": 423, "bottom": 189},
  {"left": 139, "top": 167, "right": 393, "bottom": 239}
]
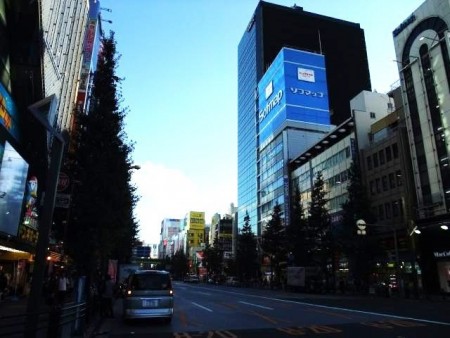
[{"left": 131, "top": 161, "right": 236, "bottom": 245}]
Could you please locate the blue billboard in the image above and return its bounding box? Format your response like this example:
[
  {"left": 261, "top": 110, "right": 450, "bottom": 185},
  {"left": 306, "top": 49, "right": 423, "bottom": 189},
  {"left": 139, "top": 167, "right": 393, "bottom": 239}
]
[
  {"left": 0, "top": 83, "right": 20, "bottom": 142},
  {"left": 258, "top": 48, "right": 330, "bottom": 146}
]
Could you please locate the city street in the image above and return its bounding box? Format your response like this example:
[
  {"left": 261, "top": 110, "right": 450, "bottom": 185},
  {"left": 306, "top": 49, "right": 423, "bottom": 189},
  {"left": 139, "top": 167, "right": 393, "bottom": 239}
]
[{"left": 93, "top": 282, "right": 450, "bottom": 337}]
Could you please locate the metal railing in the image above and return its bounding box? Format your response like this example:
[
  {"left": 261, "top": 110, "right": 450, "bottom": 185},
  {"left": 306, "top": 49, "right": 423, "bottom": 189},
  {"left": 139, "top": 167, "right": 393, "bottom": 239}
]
[{"left": 0, "top": 301, "right": 87, "bottom": 338}]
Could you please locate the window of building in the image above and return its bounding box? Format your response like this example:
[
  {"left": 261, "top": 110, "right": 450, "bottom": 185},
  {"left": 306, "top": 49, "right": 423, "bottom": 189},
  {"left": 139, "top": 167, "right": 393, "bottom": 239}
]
[
  {"left": 373, "top": 153, "right": 379, "bottom": 168},
  {"left": 386, "top": 146, "right": 392, "bottom": 161},
  {"left": 392, "top": 201, "right": 399, "bottom": 217},
  {"left": 378, "top": 204, "right": 384, "bottom": 220},
  {"left": 367, "top": 156, "right": 372, "bottom": 170},
  {"left": 382, "top": 175, "right": 388, "bottom": 191},
  {"left": 392, "top": 143, "right": 399, "bottom": 158},
  {"left": 385, "top": 203, "right": 392, "bottom": 219},
  {"left": 396, "top": 170, "right": 402, "bottom": 186},
  {"left": 370, "top": 112, "right": 376, "bottom": 119},
  {"left": 379, "top": 150, "right": 385, "bottom": 165},
  {"left": 376, "top": 178, "right": 381, "bottom": 193},
  {"left": 389, "top": 173, "right": 395, "bottom": 189},
  {"left": 370, "top": 180, "right": 375, "bottom": 195}
]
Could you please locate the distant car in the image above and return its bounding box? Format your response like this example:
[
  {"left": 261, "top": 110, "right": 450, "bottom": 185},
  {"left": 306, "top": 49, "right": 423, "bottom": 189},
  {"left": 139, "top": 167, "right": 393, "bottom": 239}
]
[
  {"left": 122, "top": 270, "right": 173, "bottom": 323},
  {"left": 225, "top": 276, "right": 241, "bottom": 287},
  {"left": 183, "top": 274, "right": 199, "bottom": 283}
]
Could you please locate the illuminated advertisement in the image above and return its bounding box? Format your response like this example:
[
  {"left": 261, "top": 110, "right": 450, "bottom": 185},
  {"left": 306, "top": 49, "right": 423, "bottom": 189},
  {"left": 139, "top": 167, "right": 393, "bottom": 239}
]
[
  {"left": 0, "top": 141, "right": 29, "bottom": 236},
  {"left": 258, "top": 48, "right": 330, "bottom": 146},
  {"left": 0, "top": 83, "right": 20, "bottom": 142},
  {"left": 188, "top": 211, "right": 205, "bottom": 230}
]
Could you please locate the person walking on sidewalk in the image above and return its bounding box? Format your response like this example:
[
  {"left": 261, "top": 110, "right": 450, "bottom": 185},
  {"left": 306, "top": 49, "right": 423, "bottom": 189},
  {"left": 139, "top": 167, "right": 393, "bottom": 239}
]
[
  {"left": 101, "top": 274, "right": 115, "bottom": 318},
  {"left": 0, "top": 268, "right": 7, "bottom": 301}
]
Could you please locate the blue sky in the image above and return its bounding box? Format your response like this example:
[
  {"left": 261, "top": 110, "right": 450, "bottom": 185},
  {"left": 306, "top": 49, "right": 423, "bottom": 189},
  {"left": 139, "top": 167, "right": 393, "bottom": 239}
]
[{"left": 99, "top": 0, "right": 424, "bottom": 244}]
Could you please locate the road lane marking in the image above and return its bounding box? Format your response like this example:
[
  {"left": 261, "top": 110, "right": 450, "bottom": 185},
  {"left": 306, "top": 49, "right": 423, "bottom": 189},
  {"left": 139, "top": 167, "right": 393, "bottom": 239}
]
[
  {"left": 181, "top": 285, "right": 450, "bottom": 326},
  {"left": 192, "top": 302, "right": 213, "bottom": 312},
  {"left": 239, "top": 301, "right": 274, "bottom": 310},
  {"left": 308, "top": 307, "right": 355, "bottom": 319}
]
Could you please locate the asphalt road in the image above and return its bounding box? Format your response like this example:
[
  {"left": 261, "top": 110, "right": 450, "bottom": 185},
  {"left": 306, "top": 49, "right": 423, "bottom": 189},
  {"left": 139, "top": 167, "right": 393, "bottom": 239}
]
[{"left": 94, "top": 282, "right": 450, "bottom": 337}]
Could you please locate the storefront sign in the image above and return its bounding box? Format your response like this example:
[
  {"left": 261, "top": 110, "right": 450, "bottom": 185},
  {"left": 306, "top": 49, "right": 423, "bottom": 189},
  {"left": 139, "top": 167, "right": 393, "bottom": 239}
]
[
  {"left": 434, "top": 250, "right": 450, "bottom": 258},
  {"left": 259, "top": 90, "right": 283, "bottom": 122},
  {"left": 289, "top": 87, "right": 324, "bottom": 98},
  {"left": 393, "top": 14, "right": 416, "bottom": 37}
]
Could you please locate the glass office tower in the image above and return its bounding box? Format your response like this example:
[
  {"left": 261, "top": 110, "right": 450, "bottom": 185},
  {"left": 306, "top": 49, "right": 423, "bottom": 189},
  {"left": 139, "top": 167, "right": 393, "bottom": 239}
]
[{"left": 238, "top": 2, "right": 372, "bottom": 235}]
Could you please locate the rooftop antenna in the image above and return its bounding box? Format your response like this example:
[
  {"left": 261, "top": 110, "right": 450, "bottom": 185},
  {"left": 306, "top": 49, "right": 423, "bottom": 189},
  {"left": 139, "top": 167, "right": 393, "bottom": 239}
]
[{"left": 318, "top": 29, "right": 323, "bottom": 54}]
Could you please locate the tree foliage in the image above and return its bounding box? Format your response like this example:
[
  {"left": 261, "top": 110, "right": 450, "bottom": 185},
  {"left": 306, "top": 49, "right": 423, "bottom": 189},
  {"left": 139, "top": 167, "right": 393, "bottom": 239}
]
[
  {"left": 170, "top": 250, "right": 189, "bottom": 279},
  {"left": 236, "top": 212, "right": 258, "bottom": 281},
  {"left": 66, "top": 32, "right": 138, "bottom": 276},
  {"left": 339, "top": 160, "right": 378, "bottom": 285},
  {"left": 287, "top": 186, "right": 309, "bottom": 266},
  {"left": 203, "top": 243, "right": 222, "bottom": 277},
  {"left": 261, "top": 204, "right": 287, "bottom": 284},
  {"left": 308, "top": 172, "right": 331, "bottom": 270}
]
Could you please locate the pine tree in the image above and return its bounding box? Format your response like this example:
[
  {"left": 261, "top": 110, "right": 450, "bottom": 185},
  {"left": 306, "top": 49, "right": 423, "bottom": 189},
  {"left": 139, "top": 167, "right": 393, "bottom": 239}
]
[
  {"left": 339, "top": 160, "right": 377, "bottom": 287},
  {"left": 236, "top": 212, "right": 258, "bottom": 283},
  {"left": 66, "top": 32, "right": 138, "bottom": 278},
  {"left": 203, "top": 243, "right": 222, "bottom": 278},
  {"left": 287, "top": 186, "right": 309, "bottom": 266},
  {"left": 308, "top": 172, "right": 332, "bottom": 279},
  {"left": 261, "top": 204, "right": 287, "bottom": 286}
]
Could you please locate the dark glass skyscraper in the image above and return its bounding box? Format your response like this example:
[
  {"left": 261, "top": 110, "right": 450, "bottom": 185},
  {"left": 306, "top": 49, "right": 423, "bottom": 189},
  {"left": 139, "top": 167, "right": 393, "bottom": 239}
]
[{"left": 238, "top": 1, "right": 372, "bottom": 234}]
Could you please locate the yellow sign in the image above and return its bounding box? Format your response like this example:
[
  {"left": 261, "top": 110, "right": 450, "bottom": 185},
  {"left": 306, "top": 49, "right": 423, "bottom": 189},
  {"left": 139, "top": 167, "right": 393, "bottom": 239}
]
[{"left": 188, "top": 211, "right": 205, "bottom": 230}]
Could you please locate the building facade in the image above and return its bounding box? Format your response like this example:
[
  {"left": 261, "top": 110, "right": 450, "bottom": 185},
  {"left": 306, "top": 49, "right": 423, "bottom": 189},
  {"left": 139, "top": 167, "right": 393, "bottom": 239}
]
[
  {"left": 238, "top": 1, "right": 372, "bottom": 235},
  {"left": 393, "top": 0, "right": 450, "bottom": 293},
  {"left": 159, "top": 218, "right": 181, "bottom": 258},
  {"left": 0, "top": 0, "right": 91, "bottom": 295}
]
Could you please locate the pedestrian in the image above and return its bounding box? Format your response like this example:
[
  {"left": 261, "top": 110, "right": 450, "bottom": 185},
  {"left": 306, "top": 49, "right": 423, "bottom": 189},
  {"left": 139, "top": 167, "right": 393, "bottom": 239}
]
[
  {"left": 0, "top": 267, "right": 7, "bottom": 301},
  {"left": 57, "top": 272, "right": 68, "bottom": 305},
  {"left": 101, "top": 274, "right": 115, "bottom": 318}
]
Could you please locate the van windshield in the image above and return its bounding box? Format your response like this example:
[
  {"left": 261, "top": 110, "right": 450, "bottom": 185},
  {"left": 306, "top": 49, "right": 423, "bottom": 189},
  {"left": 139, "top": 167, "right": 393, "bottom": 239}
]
[{"left": 130, "top": 273, "right": 171, "bottom": 290}]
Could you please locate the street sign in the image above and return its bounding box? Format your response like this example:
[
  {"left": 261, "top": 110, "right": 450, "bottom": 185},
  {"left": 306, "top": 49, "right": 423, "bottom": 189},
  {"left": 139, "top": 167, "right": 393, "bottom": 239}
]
[{"left": 55, "top": 193, "right": 71, "bottom": 208}]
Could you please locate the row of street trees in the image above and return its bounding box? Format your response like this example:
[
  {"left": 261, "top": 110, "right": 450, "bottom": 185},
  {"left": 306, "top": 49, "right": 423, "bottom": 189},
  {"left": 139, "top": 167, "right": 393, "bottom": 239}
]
[{"left": 166, "top": 162, "right": 376, "bottom": 291}]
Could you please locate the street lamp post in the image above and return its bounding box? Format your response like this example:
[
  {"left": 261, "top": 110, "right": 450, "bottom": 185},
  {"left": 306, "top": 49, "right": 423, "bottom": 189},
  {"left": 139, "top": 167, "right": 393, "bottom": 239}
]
[{"left": 356, "top": 219, "right": 402, "bottom": 295}]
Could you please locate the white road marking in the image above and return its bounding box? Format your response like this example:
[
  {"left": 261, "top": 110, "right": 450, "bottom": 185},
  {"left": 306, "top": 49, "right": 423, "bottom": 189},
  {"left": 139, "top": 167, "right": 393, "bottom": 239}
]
[
  {"left": 174, "top": 284, "right": 450, "bottom": 326},
  {"left": 239, "top": 301, "right": 273, "bottom": 310},
  {"left": 192, "top": 302, "right": 213, "bottom": 312}
]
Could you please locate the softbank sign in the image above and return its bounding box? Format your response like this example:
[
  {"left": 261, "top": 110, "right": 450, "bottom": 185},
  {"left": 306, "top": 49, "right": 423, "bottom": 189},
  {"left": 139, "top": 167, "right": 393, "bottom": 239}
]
[
  {"left": 259, "top": 89, "right": 283, "bottom": 122},
  {"left": 298, "top": 68, "right": 315, "bottom": 82}
]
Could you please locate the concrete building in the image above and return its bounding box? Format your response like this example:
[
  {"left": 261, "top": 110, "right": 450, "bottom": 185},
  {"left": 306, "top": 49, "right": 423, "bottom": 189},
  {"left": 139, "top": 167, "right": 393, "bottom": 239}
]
[
  {"left": 159, "top": 218, "right": 181, "bottom": 258},
  {"left": 238, "top": 1, "right": 371, "bottom": 236},
  {"left": 392, "top": 0, "right": 450, "bottom": 294},
  {"left": 0, "top": 0, "right": 90, "bottom": 295}
]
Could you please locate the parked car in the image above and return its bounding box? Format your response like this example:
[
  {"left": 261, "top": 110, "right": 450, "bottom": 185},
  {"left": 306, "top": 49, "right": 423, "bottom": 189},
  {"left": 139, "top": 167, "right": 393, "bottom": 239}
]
[{"left": 122, "top": 270, "right": 173, "bottom": 323}]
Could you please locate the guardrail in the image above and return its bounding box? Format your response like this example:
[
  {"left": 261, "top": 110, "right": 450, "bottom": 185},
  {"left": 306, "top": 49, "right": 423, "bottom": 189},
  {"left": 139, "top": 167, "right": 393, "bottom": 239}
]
[{"left": 0, "top": 301, "right": 87, "bottom": 337}]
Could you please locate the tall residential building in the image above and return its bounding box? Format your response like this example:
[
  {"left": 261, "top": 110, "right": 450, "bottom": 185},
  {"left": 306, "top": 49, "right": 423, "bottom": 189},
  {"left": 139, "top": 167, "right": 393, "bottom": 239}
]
[
  {"left": 393, "top": 0, "right": 450, "bottom": 294},
  {"left": 238, "top": 1, "right": 371, "bottom": 234}
]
